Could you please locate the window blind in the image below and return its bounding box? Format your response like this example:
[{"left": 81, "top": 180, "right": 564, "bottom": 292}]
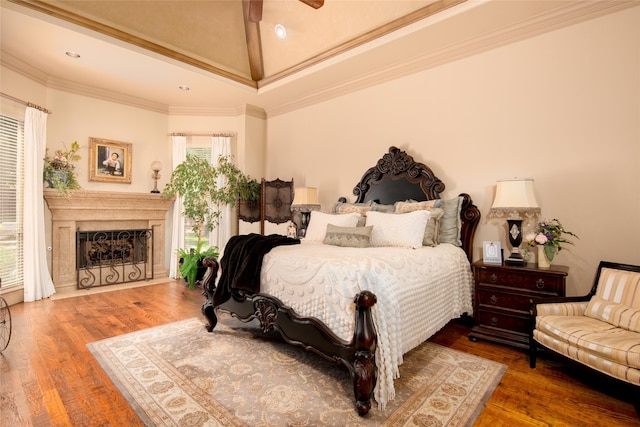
[{"left": 0, "top": 115, "right": 24, "bottom": 289}]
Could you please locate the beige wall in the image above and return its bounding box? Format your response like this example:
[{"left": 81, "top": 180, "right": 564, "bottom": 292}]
[{"left": 265, "top": 7, "right": 640, "bottom": 296}]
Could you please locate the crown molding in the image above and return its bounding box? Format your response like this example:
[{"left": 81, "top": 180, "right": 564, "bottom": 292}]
[{"left": 1, "top": 51, "right": 49, "bottom": 86}]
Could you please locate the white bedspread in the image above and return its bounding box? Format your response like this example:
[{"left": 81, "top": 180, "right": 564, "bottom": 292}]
[{"left": 260, "top": 241, "right": 474, "bottom": 408}]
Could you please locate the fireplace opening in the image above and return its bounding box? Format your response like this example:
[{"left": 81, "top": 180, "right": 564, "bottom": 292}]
[{"left": 76, "top": 229, "right": 153, "bottom": 289}]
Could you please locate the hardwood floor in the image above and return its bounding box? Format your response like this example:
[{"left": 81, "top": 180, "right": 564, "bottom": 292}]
[{"left": 1, "top": 280, "right": 638, "bottom": 426}]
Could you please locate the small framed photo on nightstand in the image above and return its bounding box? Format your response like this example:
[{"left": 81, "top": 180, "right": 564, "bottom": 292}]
[{"left": 483, "top": 241, "right": 502, "bottom": 264}]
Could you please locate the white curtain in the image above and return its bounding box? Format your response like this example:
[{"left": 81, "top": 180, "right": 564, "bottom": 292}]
[
  {"left": 168, "top": 135, "right": 187, "bottom": 279},
  {"left": 211, "top": 136, "right": 231, "bottom": 253},
  {"left": 23, "top": 107, "right": 56, "bottom": 301}
]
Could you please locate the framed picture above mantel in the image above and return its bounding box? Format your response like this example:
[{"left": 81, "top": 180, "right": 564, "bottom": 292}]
[{"left": 88, "top": 137, "right": 132, "bottom": 184}]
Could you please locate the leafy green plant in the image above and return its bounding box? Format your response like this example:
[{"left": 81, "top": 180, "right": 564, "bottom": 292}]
[
  {"left": 43, "top": 141, "right": 81, "bottom": 196},
  {"left": 178, "top": 245, "right": 219, "bottom": 289},
  {"left": 162, "top": 154, "right": 260, "bottom": 288}
]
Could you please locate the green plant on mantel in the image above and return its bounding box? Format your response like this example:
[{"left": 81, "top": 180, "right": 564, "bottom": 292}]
[
  {"left": 43, "top": 141, "right": 82, "bottom": 196},
  {"left": 162, "top": 154, "right": 260, "bottom": 288}
]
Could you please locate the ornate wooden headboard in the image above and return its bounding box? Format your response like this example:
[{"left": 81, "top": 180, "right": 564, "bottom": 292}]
[{"left": 345, "top": 146, "right": 480, "bottom": 261}]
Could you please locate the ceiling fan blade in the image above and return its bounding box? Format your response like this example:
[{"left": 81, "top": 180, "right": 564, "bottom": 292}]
[
  {"left": 248, "top": 0, "right": 263, "bottom": 22},
  {"left": 299, "top": 0, "right": 324, "bottom": 9}
]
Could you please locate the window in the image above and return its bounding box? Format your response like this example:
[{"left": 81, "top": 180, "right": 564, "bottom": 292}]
[{"left": 0, "top": 115, "right": 24, "bottom": 289}]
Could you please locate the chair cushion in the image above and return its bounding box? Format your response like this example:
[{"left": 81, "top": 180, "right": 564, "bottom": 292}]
[
  {"left": 536, "top": 315, "right": 640, "bottom": 369},
  {"left": 585, "top": 296, "right": 640, "bottom": 333},
  {"left": 534, "top": 328, "right": 640, "bottom": 385}
]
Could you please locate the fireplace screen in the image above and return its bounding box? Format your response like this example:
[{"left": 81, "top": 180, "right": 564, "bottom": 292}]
[{"left": 76, "top": 229, "right": 153, "bottom": 289}]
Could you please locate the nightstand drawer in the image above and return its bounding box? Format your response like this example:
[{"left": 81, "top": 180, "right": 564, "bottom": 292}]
[
  {"left": 476, "top": 309, "right": 530, "bottom": 335},
  {"left": 476, "top": 288, "right": 532, "bottom": 312},
  {"left": 477, "top": 269, "right": 563, "bottom": 294}
]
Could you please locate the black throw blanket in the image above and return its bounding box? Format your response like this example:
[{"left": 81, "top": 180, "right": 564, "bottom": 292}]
[{"left": 213, "top": 233, "right": 300, "bottom": 306}]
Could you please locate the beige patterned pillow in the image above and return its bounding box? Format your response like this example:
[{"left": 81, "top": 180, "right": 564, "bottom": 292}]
[
  {"left": 323, "top": 224, "right": 373, "bottom": 248},
  {"left": 394, "top": 199, "right": 441, "bottom": 213},
  {"left": 331, "top": 201, "right": 373, "bottom": 215},
  {"left": 332, "top": 202, "right": 372, "bottom": 227},
  {"left": 423, "top": 208, "right": 444, "bottom": 246},
  {"left": 585, "top": 295, "right": 640, "bottom": 333}
]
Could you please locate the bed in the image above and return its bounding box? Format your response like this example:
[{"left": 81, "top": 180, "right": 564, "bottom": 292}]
[{"left": 200, "top": 146, "right": 480, "bottom": 416}]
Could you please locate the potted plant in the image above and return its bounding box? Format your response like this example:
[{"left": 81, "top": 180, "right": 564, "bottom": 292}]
[
  {"left": 162, "top": 154, "right": 260, "bottom": 288},
  {"left": 43, "top": 141, "right": 82, "bottom": 196}
]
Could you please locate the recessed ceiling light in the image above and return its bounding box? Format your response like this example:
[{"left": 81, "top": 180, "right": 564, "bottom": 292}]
[
  {"left": 275, "top": 24, "right": 287, "bottom": 39},
  {"left": 65, "top": 51, "right": 81, "bottom": 58},
  {"left": 178, "top": 85, "right": 190, "bottom": 91}
]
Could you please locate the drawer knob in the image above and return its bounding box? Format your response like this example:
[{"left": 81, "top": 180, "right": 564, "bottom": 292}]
[
  {"left": 490, "top": 274, "right": 497, "bottom": 283},
  {"left": 490, "top": 316, "right": 498, "bottom": 326},
  {"left": 490, "top": 295, "right": 498, "bottom": 304},
  {"left": 536, "top": 279, "right": 545, "bottom": 289}
]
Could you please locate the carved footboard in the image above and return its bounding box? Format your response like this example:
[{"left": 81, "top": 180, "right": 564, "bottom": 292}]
[{"left": 200, "top": 257, "right": 378, "bottom": 416}]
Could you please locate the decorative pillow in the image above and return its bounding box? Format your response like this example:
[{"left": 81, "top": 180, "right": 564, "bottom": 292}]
[
  {"left": 585, "top": 295, "right": 640, "bottom": 333},
  {"left": 332, "top": 201, "right": 372, "bottom": 227},
  {"left": 437, "top": 196, "right": 463, "bottom": 246},
  {"left": 595, "top": 268, "right": 640, "bottom": 308},
  {"left": 304, "top": 211, "right": 361, "bottom": 242},
  {"left": 422, "top": 207, "right": 444, "bottom": 246},
  {"left": 365, "top": 210, "right": 430, "bottom": 248},
  {"left": 394, "top": 199, "right": 443, "bottom": 213},
  {"left": 331, "top": 201, "right": 373, "bottom": 215},
  {"left": 393, "top": 201, "right": 444, "bottom": 246},
  {"left": 323, "top": 224, "right": 373, "bottom": 248},
  {"left": 370, "top": 202, "right": 395, "bottom": 213}
]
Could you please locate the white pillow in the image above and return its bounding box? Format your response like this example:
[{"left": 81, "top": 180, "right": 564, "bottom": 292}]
[
  {"left": 365, "top": 210, "right": 430, "bottom": 248},
  {"left": 304, "top": 211, "right": 361, "bottom": 242}
]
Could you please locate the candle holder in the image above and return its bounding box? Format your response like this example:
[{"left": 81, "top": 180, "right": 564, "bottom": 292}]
[{"left": 150, "top": 161, "right": 162, "bottom": 193}]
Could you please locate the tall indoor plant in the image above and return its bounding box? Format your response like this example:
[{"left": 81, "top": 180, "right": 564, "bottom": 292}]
[
  {"left": 43, "top": 141, "right": 81, "bottom": 196},
  {"left": 162, "top": 154, "right": 260, "bottom": 288}
]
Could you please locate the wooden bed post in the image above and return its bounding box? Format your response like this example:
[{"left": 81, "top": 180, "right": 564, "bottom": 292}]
[
  {"left": 351, "top": 290, "right": 377, "bottom": 416},
  {"left": 200, "top": 257, "right": 219, "bottom": 332}
]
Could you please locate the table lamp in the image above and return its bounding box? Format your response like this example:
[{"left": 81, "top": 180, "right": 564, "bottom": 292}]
[
  {"left": 291, "top": 187, "right": 320, "bottom": 237},
  {"left": 490, "top": 178, "right": 540, "bottom": 266}
]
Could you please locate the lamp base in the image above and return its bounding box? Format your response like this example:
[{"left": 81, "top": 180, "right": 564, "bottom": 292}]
[
  {"left": 504, "top": 251, "right": 527, "bottom": 266},
  {"left": 298, "top": 211, "right": 311, "bottom": 238}
]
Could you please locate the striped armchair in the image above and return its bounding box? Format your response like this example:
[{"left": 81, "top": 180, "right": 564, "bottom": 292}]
[{"left": 530, "top": 261, "right": 640, "bottom": 389}]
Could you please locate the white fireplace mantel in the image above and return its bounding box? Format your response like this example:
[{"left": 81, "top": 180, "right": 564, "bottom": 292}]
[{"left": 44, "top": 189, "right": 174, "bottom": 293}]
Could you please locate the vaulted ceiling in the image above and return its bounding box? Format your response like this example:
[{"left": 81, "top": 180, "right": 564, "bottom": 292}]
[
  {"left": 6, "top": 0, "right": 455, "bottom": 87},
  {"left": 2, "top": 0, "right": 636, "bottom": 115}
]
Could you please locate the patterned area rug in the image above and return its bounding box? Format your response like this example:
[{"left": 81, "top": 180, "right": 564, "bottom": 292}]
[{"left": 88, "top": 317, "right": 506, "bottom": 427}]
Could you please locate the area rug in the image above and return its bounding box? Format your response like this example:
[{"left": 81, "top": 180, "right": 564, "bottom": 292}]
[{"left": 88, "top": 317, "right": 506, "bottom": 427}]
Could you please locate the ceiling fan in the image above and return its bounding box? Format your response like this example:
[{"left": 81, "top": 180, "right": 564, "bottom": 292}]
[{"left": 248, "top": 0, "right": 324, "bottom": 23}]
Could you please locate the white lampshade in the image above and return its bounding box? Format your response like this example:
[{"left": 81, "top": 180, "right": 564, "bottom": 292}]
[
  {"left": 292, "top": 187, "right": 320, "bottom": 211},
  {"left": 150, "top": 160, "right": 162, "bottom": 172},
  {"left": 491, "top": 178, "right": 539, "bottom": 210}
]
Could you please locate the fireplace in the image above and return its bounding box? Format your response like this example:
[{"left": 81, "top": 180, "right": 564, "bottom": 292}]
[
  {"left": 76, "top": 229, "right": 153, "bottom": 289},
  {"left": 44, "top": 190, "right": 174, "bottom": 293}
]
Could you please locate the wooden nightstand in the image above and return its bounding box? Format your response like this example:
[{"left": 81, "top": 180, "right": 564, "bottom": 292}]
[{"left": 468, "top": 261, "right": 569, "bottom": 349}]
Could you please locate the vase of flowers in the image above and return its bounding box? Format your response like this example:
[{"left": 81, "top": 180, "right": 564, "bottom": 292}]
[
  {"left": 525, "top": 218, "right": 578, "bottom": 268},
  {"left": 43, "top": 141, "right": 82, "bottom": 196}
]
